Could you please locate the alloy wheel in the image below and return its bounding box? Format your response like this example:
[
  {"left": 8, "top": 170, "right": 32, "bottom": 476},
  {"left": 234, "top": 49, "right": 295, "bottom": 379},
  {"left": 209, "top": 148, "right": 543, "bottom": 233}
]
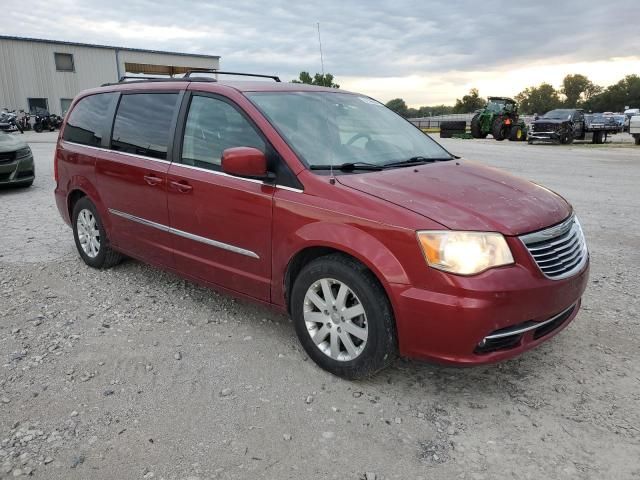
[
  {"left": 303, "top": 278, "right": 368, "bottom": 361},
  {"left": 76, "top": 208, "right": 100, "bottom": 258}
]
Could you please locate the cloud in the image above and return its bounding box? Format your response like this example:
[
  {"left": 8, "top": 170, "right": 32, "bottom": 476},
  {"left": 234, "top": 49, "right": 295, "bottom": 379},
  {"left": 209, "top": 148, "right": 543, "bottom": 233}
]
[{"left": 2, "top": 0, "right": 639, "bottom": 105}]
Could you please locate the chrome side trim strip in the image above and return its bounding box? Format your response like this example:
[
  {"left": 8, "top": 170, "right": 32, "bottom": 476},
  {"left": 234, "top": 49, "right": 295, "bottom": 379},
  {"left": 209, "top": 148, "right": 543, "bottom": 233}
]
[
  {"left": 168, "top": 161, "right": 264, "bottom": 185},
  {"left": 62, "top": 140, "right": 304, "bottom": 192},
  {"left": 63, "top": 141, "right": 170, "bottom": 163},
  {"left": 484, "top": 304, "right": 576, "bottom": 340},
  {"left": 108, "top": 208, "right": 260, "bottom": 259}
]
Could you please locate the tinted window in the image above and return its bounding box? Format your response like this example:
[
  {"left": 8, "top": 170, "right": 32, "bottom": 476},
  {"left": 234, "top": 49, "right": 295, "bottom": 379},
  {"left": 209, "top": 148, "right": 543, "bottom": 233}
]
[
  {"left": 181, "top": 95, "right": 265, "bottom": 170},
  {"left": 111, "top": 93, "right": 179, "bottom": 160},
  {"left": 63, "top": 93, "right": 115, "bottom": 147}
]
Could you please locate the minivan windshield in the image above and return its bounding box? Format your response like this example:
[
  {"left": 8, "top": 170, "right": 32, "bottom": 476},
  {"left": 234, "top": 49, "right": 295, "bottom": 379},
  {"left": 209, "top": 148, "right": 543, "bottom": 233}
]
[{"left": 247, "top": 92, "right": 452, "bottom": 170}]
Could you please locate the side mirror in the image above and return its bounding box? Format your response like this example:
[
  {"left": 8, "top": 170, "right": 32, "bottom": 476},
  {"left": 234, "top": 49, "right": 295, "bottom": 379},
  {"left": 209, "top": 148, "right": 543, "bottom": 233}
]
[
  {"left": 221, "top": 147, "right": 274, "bottom": 181},
  {"left": 534, "top": 115, "right": 539, "bottom": 120}
]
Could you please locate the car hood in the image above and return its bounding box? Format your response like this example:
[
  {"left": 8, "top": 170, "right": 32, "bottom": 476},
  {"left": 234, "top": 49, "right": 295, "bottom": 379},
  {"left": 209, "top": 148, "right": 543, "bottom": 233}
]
[
  {"left": 336, "top": 160, "right": 571, "bottom": 236},
  {"left": 0, "top": 133, "right": 27, "bottom": 152},
  {"left": 533, "top": 118, "right": 566, "bottom": 124}
]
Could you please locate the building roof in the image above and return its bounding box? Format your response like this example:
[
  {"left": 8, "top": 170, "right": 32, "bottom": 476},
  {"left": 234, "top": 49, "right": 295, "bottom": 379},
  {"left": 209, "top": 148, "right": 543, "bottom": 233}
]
[{"left": 0, "top": 35, "right": 220, "bottom": 59}]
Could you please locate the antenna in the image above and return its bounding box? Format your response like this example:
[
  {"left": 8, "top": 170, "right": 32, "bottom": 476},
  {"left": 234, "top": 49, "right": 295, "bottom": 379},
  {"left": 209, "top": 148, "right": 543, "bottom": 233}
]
[{"left": 317, "top": 22, "right": 325, "bottom": 78}]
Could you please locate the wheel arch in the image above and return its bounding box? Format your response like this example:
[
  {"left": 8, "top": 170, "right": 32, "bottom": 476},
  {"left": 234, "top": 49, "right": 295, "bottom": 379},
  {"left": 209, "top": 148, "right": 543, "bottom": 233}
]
[
  {"left": 281, "top": 225, "right": 411, "bottom": 315},
  {"left": 65, "top": 176, "right": 112, "bottom": 233}
]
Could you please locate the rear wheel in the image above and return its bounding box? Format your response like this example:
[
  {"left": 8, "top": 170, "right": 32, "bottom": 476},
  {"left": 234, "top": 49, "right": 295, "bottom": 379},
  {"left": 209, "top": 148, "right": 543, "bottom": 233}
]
[
  {"left": 72, "top": 197, "right": 123, "bottom": 269},
  {"left": 592, "top": 131, "right": 604, "bottom": 144},
  {"left": 634, "top": 135, "right": 640, "bottom": 146},
  {"left": 492, "top": 116, "right": 507, "bottom": 141},
  {"left": 291, "top": 254, "right": 397, "bottom": 379}
]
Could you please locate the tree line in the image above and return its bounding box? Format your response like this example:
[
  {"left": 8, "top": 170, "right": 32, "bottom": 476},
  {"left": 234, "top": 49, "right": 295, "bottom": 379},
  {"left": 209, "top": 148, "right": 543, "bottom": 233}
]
[{"left": 385, "top": 74, "right": 640, "bottom": 117}]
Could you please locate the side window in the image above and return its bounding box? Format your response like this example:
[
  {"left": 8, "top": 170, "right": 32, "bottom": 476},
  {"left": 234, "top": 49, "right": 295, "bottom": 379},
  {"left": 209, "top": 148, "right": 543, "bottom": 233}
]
[
  {"left": 181, "top": 95, "right": 265, "bottom": 170},
  {"left": 111, "top": 93, "right": 179, "bottom": 160},
  {"left": 62, "top": 93, "right": 115, "bottom": 147}
]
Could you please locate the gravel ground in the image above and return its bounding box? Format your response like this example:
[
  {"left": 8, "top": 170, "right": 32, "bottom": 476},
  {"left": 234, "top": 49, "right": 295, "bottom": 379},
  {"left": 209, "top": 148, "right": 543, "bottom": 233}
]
[{"left": 1, "top": 131, "right": 639, "bottom": 480}]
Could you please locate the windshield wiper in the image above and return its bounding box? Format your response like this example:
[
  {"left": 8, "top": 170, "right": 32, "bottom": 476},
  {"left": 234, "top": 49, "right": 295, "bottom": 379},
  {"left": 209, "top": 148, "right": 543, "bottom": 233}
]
[
  {"left": 383, "top": 156, "right": 452, "bottom": 168},
  {"left": 309, "top": 162, "right": 383, "bottom": 171}
]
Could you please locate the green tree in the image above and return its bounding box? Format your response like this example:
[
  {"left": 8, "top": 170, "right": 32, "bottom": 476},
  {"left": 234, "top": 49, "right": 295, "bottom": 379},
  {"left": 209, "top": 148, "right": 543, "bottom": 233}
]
[
  {"left": 385, "top": 98, "right": 409, "bottom": 117},
  {"left": 583, "top": 74, "right": 640, "bottom": 112},
  {"left": 291, "top": 71, "right": 340, "bottom": 88},
  {"left": 515, "top": 83, "right": 562, "bottom": 114},
  {"left": 561, "top": 74, "right": 601, "bottom": 107},
  {"left": 414, "top": 105, "right": 455, "bottom": 117},
  {"left": 453, "top": 88, "right": 486, "bottom": 113}
]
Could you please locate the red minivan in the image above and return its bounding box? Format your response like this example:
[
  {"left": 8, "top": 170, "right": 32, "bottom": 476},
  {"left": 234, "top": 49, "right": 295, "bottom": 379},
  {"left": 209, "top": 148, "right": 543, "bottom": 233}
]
[{"left": 54, "top": 72, "right": 589, "bottom": 378}]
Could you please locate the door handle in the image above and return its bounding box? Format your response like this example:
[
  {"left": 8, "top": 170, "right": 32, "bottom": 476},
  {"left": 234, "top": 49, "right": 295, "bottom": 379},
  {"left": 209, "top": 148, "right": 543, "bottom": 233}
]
[
  {"left": 143, "top": 174, "right": 163, "bottom": 186},
  {"left": 170, "top": 180, "right": 193, "bottom": 193}
]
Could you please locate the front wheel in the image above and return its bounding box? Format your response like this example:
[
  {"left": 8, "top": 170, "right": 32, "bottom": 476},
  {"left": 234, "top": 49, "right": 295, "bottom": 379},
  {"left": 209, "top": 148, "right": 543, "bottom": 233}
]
[
  {"left": 34, "top": 122, "right": 43, "bottom": 133},
  {"left": 291, "top": 254, "right": 397, "bottom": 379},
  {"left": 559, "top": 130, "right": 574, "bottom": 144},
  {"left": 72, "top": 197, "right": 123, "bottom": 269}
]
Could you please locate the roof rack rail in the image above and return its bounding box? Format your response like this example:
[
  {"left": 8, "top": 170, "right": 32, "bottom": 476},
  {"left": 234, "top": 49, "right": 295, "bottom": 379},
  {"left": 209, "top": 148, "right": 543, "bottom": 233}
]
[
  {"left": 183, "top": 70, "right": 281, "bottom": 82},
  {"left": 101, "top": 75, "right": 217, "bottom": 87},
  {"left": 100, "top": 71, "right": 280, "bottom": 87}
]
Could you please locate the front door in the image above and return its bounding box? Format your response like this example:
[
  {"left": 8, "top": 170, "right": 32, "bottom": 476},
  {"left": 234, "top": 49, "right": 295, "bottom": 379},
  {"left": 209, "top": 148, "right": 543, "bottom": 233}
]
[
  {"left": 167, "top": 93, "right": 274, "bottom": 301},
  {"left": 96, "top": 91, "right": 181, "bottom": 268}
]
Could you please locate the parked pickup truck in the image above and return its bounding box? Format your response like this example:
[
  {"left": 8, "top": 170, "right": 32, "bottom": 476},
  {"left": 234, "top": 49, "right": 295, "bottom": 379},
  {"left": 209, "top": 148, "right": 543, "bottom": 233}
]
[
  {"left": 630, "top": 115, "right": 640, "bottom": 145},
  {"left": 528, "top": 108, "right": 620, "bottom": 145}
]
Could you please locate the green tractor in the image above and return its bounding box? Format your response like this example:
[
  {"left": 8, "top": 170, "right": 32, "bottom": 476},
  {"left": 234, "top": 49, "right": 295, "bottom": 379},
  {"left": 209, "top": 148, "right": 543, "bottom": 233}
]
[{"left": 471, "top": 97, "right": 527, "bottom": 141}]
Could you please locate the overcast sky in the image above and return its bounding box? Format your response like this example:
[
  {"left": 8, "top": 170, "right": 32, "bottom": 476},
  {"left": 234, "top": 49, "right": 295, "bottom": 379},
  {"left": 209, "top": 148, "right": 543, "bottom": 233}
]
[{"left": 3, "top": 0, "right": 639, "bottom": 106}]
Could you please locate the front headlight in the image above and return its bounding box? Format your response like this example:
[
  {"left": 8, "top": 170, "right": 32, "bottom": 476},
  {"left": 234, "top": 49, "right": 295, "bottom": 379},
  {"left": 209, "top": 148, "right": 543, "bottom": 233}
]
[
  {"left": 16, "top": 147, "right": 31, "bottom": 158},
  {"left": 417, "top": 231, "right": 514, "bottom": 275}
]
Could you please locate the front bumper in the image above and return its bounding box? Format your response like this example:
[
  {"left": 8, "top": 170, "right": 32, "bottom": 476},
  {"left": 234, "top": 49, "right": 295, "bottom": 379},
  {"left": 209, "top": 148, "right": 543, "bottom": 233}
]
[
  {"left": 0, "top": 152, "right": 35, "bottom": 185},
  {"left": 390, "top": 257, "right": 589, "bottom": 365},
  {"left": 528, "top": 131, "right": 561, "bottom": 142}
]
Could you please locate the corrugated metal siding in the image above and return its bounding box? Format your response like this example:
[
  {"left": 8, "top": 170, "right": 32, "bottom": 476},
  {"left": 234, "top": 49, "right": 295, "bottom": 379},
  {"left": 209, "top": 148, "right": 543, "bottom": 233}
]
[
  {"left": 117, "top": 50, "right": 218, "bottom": 75},
  {"left": 0, "top": 39, "right": 219, "bottom": 115}
]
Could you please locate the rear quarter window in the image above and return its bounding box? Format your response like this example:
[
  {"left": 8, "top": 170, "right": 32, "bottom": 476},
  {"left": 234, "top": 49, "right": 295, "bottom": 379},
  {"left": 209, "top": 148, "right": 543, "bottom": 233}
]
[
  {"left": 111, "top": 93, "right": 179, "bottom": 160},
  {"left": 63, "top": 93, "right": 116, "bottom": 147}
]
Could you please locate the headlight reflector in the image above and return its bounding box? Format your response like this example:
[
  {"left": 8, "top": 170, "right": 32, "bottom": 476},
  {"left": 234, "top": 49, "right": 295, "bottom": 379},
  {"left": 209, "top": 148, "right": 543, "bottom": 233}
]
[{"left": 417, "top": 231, "right": 514, "bottom": 275}]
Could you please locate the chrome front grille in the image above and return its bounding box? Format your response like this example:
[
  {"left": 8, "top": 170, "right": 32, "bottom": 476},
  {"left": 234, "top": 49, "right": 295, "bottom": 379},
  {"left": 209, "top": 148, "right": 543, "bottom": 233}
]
[{"left": 520, "top": 215, "right": 588, "bottom": 280}]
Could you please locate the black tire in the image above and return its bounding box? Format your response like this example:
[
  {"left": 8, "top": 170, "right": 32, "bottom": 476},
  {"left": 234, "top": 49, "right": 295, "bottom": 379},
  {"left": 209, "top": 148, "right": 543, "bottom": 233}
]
[
  {"left": 439, "top": 130, "right": 453, "bottom": 138},
  {"left": 592, "top": 131, "right": 604, "bottom": 144},
  {"left": 291, "top": 253, "right": 397, "bottom": 379},
  {"left": 492, "top": 116, "right": 507, "bottom": 141},
  {"left": 440, "top": 121, "right": 466, "bottom": 132},
  {"left": 634, "top": 135, "right": 640, "bottom": 146},
  {"left": 470, "top": 114, "right": 487, "bottom": 138},
  {"left": 72, "top": 197, "right": 123, "bottom": 269},
  {"left": 559, "top": 129, "right": 574, "bottom": 145},
  {"left": 508, "top": 125, "right": 525, "bottom": 142},
  {"left": 34, "top": 122, "right": 43, "bottom": 133}
]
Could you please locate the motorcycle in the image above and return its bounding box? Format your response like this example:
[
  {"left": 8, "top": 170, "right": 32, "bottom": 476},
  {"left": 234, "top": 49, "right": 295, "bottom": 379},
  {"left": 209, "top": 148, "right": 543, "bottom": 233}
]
[
  {"left": 33, "top": 108, "right": 56, "bottom": 133},
  {"left": 0, "top": 109, "right": 24, "bottom": 133},
  {"left": 17, "top": 110, "right": 31, "bottom": 131},
  {"left": 49, "top": 113, "right": 63, "bottom": 130}
]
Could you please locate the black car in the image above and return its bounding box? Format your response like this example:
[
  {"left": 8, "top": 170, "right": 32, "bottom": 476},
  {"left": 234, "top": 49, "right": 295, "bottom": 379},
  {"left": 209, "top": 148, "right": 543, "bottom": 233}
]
[
  {"left": 529, "top": 108, "right": 620, "bottom": 145},
  {"left": 528, "top": 109, "right": 585, "bottom": 144}
]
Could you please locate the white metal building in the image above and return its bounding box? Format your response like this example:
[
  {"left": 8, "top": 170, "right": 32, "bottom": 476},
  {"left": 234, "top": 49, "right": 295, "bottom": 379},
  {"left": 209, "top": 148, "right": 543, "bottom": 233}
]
[{"left": 0, "top": 36, "right": 220, "bottom": 115}]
